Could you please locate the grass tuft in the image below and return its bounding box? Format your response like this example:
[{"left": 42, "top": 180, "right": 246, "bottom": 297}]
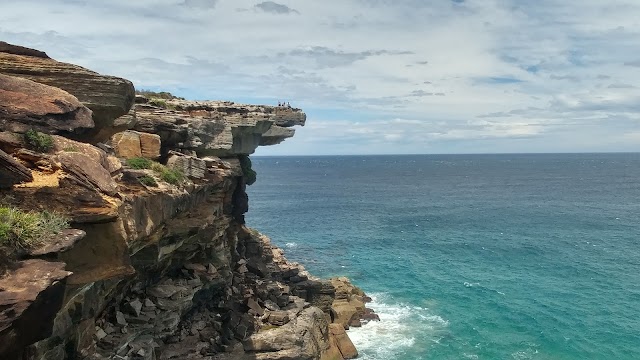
[
  {"left": 126, "top": 157, "right": 153, "bottom": 169},
  {"left": 126, "top": 158, "right": 184, "bottom": 185},
  {"left": 0, "top": 207, "right": 69, "bottom": 250},
  {"left": 138, "top": 175, "right": 158, "bottom": 187}
]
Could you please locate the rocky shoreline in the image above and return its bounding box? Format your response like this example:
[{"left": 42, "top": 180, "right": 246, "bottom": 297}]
[{"left": 0, "top": 42, "right": 377, "bottom": 359}]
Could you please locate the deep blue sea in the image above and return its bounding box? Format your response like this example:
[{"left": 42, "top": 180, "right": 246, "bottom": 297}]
[{"left": 246, "top": 154, "right": 640, "bottom": 360}]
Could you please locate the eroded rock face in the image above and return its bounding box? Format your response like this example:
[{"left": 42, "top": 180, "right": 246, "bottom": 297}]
[
  {"left": 0, "top": 260, "right": 72, "bottom": 359},
  {"left": 133, "top": 98, "right": 306, "bottom": 157},
  {"left": 0, "top": 73, "right": 94, "bottom": 135},
  {"left": 0, "top": 43, "right": 135, "bottom": 142}
]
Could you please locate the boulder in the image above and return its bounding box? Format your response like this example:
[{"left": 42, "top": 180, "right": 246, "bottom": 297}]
[
  {"left": 266, "top": 311, "right": 289, "bottom": 326},
  {"left": 52, "top": 135, "right": 121, "bottom": 174},
  {"left": 293, "top": 279, "right": 336, "bottom": 313},
  {"left": 111, "top": 131, "right": 160, "bottom": 160},
  {"left": 243, "top": 307, "right": 330, "bottom": 360},
  {"left": 111, "top": 131, "right": 142, "bottom": 158},
  {"left": 0, "top": 73, "right": 94, "bottom": 135},
  {"left": 0, "top": 43, "right": 135, "bottom": 142},
  {"left": 54, "top": 152, "right": 118, "bottom": 196}
]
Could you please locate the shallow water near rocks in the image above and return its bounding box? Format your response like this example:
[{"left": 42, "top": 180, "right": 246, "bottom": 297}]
[{"left": 246, "top": 154, "right": 640, "bottom": 360}]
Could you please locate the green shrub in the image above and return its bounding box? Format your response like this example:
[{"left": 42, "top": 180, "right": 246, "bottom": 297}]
[
  {"left": 138, "top": 175, "right": 158, "bottom": 187},
  {"left": 135, "top": 90, "right": 184, "bottom": 100},
  {"left": 149, "top": 99, "right": 168, "bottom": 108},
  {"left": 126, "top": 157, "right": 152, "bottom": 169},
  {"left": 149, "top": 162, "right": 166, "bottom": 173},
  {"left": 0, "top": 207, "right": 69, "bottom": 250},
  {"left": 126, "top": 158, "right": 184, "bottom": 185},
  {"left": 24, "top": 129, "right": 54, "bottom": 153},
  {"left": 239, "top": 155, "right": 257, "bottom": 185},
  {"left": 160, "top": 168, "right": 184, "bottom": 185}
]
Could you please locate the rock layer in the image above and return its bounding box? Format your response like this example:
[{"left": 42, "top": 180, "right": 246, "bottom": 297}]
[
  {"left": 133, "top": 97, "right": 306, "bottom": 157},
  {"left": 0, "top": 73, "right": 94, "bottom": 135},
  {"left": 0, "top": 43, "right": 134, "bottom": 142}
]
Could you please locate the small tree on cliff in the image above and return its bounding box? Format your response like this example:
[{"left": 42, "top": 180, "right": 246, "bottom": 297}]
[{"left": 239, "top": 155, "right": 257, "bottom": 185}]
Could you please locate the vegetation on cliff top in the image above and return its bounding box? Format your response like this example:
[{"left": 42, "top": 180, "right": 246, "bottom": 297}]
[
  {"left": 135, "top": 89, "right": 184, "bottom": 100},
  {"left": 0, "top": 206, "right": 69, "bottom": 251}
]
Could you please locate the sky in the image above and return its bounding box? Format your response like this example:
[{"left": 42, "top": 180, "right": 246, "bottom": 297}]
[{"left": 1, "top": 0, "right": 639, "bottom": 155}]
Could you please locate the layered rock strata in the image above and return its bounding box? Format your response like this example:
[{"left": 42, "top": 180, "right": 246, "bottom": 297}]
[
  {"left": 132, "top": 96, "right": 306, "bottom": 157},
  {"left": 0, "top": 42, "right": 135, "bottom": 142},
  {"left": 0, "top": 42, "right": 375, "bottom": 360}
]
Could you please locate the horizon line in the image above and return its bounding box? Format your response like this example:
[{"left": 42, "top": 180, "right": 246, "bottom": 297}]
[{"left": 252, "top": 151, "right": 640, "bottom": 157}]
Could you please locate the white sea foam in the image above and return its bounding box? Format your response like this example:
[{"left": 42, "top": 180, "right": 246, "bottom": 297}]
[
  {"left": 284, "top": 242, "right": 297, "bottom": 248},
  {"left": 348, "top": 293, "right": 449, "bottom": 359}
]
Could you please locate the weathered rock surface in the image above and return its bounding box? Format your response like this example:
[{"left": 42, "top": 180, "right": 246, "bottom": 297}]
[
  {"left": 0, "top": 260, "right": 72, "bottom": 359},
  {"left": 166, "top": 152, "right": 206, "bottom": 179},
  {"left": 111, "top": 130, "right": 161, "bottom": 160},
  {"left": 244, "top": 307, "right": 330, "bottom": 359},
  {"left": 133, "top": 97, "right": 306, "bottom": 157},
  {"left": 0, "top": 73, "right": 94, "bottom": 135},
  {"left": 0, "top": 148, "right": 32, "bottom": 188},
  {"left": 328, "top": 323, "right": 358, "bottom": 359},
  {"left": 0, "top": 43, "right": 135, "bottom": 142}
]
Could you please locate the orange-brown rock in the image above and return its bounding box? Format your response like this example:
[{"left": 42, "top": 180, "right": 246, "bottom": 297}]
[
  {"left": 0, "top": 73, "right": 94, "bottom": 135},
  {"left": 328, "top": 323, "right": 358, "bottom": 359},
  {"left": 0, "top": 43, "right": 134, "bottom": 142},
  {"left": 330, "top": 277, "right": 371, "bottom": 329},
  {"left": 139, "top": 132, "right": 161, "bottom": 159},
  {"left": 111, "top": 130, "right": 142, "bottom": 158},
  {"left": 111, "top": 130, "right": 161, "bottom": 160}
]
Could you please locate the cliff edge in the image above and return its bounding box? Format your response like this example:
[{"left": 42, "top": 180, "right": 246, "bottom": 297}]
[{"left": 0, "top": 42, "right": 376, "bottom": 360}]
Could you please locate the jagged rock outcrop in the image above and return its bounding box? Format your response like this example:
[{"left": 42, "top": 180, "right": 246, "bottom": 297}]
[
  {"left": 0, "top": 73, "right": 94, "bottom": 135},
  {"left": 0, "top": 42, "right": 135, "bottom": 142},
  {"left": 132, "top": 97, "right": 306, "bottom": 157},
  {"left": 0, "top": 43, "right": 369, "bottom": 360}
]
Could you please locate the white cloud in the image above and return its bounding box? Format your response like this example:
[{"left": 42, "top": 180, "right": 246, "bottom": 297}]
[{"left": 1, "top": 0, "right": 639, "bottom": 154}]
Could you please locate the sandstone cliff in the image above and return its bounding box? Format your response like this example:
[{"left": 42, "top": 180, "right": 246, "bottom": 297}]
[{"left": 0, "top": 42, "right": 375, "bottom": 360}]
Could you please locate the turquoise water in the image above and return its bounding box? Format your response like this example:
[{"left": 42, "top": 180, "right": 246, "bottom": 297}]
[{"left": 246, "top": 154, "right": 640, "bottom": 359}]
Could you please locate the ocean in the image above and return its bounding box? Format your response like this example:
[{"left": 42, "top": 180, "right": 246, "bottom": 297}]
[{"left": 245, "top": 154, "right": 640, "bottom": 360}]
